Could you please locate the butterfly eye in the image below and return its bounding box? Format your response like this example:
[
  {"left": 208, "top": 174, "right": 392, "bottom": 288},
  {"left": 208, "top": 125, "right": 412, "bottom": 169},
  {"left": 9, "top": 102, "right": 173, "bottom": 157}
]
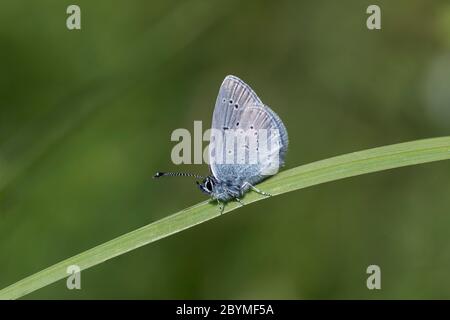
[{"left": 205, "top": 180, "right": 213, "bottom": 191}]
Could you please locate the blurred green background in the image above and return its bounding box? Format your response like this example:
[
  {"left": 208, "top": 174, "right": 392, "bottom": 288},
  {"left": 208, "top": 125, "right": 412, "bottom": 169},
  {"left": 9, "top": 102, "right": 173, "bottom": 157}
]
[{"left": 1, "top": 0, "right": 450, "bottom": 299}]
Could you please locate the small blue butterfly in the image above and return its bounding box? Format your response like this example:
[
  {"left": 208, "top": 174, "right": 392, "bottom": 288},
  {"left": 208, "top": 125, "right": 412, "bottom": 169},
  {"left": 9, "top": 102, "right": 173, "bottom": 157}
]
[{"left": 154, "top": 75, "right": 288, "bottom": 212}]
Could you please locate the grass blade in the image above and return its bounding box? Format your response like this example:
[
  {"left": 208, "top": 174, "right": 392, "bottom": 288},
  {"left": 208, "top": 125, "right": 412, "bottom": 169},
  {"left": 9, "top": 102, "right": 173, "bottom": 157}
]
[{"left": 1, "top": 136, "right": 449, "bottom": 299}]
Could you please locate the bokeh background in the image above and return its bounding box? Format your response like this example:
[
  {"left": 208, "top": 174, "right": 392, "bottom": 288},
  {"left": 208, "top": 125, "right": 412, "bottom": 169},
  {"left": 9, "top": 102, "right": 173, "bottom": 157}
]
[{"left": 1, "top": 0, "right": 450, "bottom": 299}]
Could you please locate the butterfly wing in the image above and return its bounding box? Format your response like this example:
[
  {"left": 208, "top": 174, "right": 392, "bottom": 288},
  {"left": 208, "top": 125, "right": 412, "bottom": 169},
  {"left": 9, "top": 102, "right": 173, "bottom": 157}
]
[
  {"left": 211, "top": 75, "right": 263, "bottom": 130},
  {"left": 209, "top": 75, "right": 288, "bottom": 186}
]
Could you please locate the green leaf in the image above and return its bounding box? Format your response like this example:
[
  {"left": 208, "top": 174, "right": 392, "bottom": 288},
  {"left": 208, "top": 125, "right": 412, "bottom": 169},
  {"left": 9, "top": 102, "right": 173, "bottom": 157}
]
[{"left": 1, "top": 136, "right": 449, "bottom": 299}]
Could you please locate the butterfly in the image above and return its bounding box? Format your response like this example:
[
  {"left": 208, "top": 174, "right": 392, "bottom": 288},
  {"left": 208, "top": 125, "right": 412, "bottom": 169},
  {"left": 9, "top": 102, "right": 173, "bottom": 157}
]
[{"left": 154, "top": 75, "right": 288, "bottom": 212}]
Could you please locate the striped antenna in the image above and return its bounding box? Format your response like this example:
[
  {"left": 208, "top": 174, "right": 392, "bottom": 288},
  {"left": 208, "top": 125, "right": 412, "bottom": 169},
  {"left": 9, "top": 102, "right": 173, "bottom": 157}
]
[{"left": 153, "top": 171, "right": 205, "bottom": 180}]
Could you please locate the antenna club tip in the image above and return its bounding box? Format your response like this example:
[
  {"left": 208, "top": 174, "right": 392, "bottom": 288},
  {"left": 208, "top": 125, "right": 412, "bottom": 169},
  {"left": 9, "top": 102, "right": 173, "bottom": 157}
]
[{"left": 153, "top": 172, "right": 164, "bottom": 179}]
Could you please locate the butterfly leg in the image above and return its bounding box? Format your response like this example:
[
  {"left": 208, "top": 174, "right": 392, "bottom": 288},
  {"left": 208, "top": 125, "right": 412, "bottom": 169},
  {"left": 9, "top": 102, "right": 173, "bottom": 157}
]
[
  {"left": 242, "top": 182, "right": 272, "bottom": 197},
  {"left": 235, "top": 197, "right": 245, "bottom": 207},
  {"left": 217, "top": 199, "right": 225, "bottom": 214}
]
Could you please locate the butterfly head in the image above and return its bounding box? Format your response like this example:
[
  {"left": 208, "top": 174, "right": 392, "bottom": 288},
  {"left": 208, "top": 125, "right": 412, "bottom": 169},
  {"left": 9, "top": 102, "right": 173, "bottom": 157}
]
[{"left": 197, "top": 176, "right": 217, "bottom": 196}]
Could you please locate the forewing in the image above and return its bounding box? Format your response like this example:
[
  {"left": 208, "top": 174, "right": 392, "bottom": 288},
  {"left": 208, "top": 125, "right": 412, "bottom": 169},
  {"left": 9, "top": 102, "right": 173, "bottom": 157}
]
[
  {"left": 211, "top": 75, "right": 263, "bottom": 131},
  {"left": 209, "top": 76, "right": 288, "bottom": 185}
]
